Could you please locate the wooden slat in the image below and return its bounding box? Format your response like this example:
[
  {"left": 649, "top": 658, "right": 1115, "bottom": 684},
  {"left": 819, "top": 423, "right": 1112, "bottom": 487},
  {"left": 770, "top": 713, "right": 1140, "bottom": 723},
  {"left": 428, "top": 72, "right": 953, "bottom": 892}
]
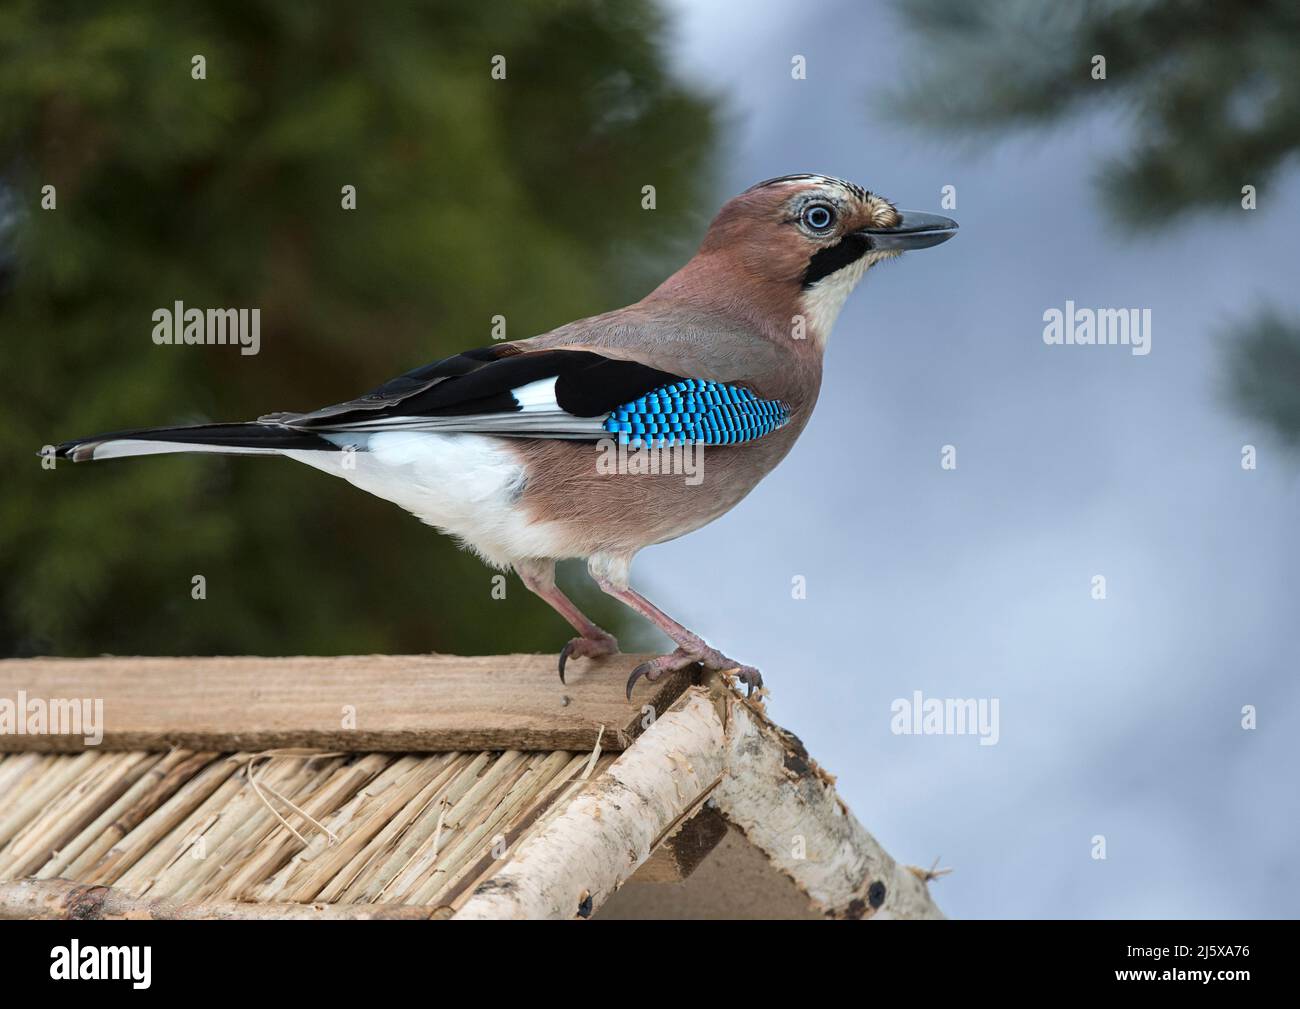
[{"left": 0, "top": 654, "right": 690, "bottom": 754}]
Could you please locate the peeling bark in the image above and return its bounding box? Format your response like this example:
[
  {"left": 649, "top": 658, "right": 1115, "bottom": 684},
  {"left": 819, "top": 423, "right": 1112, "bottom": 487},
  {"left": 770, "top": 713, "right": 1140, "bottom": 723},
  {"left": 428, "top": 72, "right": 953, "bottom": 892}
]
[{"left": 712, "top": 700, "right": 944, "bottom": 920}]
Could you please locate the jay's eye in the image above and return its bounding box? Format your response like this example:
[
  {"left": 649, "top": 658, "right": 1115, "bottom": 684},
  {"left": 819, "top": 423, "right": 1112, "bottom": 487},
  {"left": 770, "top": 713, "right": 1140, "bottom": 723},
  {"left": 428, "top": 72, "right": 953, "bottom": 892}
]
[{"left": 801, "top": 203, "right": 835, "bottom": 232}]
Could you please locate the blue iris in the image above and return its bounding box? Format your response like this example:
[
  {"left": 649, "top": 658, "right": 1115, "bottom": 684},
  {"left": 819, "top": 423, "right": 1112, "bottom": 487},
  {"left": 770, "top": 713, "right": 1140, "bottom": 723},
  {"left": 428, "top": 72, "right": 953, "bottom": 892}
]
[{"left": 802, "top": 203, "right": 834, "bottom": 231}]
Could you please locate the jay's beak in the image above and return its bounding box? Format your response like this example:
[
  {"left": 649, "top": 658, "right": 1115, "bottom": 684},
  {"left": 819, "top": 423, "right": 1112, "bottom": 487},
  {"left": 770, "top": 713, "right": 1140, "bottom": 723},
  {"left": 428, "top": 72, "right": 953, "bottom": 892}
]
[{"left": 858, "top": 210, "right": 958, "bottom": 251}]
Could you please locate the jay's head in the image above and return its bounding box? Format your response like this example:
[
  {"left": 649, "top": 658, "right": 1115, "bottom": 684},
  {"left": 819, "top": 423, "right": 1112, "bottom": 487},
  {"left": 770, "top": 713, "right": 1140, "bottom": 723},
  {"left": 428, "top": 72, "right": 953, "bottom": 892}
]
[{"left": 697, "top": 174, "right": 957, "bottom": 340}]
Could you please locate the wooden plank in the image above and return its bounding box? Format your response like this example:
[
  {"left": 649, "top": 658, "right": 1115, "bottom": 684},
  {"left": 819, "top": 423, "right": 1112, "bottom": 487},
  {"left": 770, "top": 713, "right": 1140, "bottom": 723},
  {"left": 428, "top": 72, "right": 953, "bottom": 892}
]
[
  {"left": 0, "top": 654, "right": 690, "bottom": 754},
  {"left": 630, "top": 804, "right": 730, "bottom": 883}
]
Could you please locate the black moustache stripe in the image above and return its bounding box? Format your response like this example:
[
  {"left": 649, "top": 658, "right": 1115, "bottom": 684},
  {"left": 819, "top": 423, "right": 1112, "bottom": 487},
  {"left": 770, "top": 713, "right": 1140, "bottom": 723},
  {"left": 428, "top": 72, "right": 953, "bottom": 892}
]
[{"left": 801, "top": 233, "right": 870, "bottom": 289}]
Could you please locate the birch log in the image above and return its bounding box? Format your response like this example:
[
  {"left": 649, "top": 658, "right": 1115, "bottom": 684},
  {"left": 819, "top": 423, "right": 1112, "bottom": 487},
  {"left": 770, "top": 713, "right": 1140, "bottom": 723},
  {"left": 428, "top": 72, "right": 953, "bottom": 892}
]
[
  {"left": 0, "top": 877, "right": 440, "bottom": 920},
  {"left": 711, "top": 699, "right": 943, "bottom": 920},
  {"left": 453, "top": 688, "right": 726, "bottom": 919}
]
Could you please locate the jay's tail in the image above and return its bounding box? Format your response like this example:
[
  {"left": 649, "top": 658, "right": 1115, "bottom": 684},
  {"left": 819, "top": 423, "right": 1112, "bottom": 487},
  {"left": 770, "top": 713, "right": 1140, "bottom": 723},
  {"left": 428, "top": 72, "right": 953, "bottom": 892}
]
[{"left": 51, "top": 422, "right": 343, "bottom": 463}]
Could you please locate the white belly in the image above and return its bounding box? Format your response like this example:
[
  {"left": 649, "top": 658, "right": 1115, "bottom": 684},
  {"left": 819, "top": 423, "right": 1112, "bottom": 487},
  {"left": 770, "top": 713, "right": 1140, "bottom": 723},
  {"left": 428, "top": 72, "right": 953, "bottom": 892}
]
[{"left": 284, "top": 432, "right": 570, "bottom": 567}]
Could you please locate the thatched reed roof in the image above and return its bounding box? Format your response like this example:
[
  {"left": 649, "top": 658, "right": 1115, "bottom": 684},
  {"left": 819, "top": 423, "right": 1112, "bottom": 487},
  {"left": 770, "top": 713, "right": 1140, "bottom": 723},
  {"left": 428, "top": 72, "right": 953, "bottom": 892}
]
[
  {"left": 0, "top": 747, "right": 613, "bottom": 917},
  {"left": 0, "top": 655, "right": 945, "bottom": 920}
]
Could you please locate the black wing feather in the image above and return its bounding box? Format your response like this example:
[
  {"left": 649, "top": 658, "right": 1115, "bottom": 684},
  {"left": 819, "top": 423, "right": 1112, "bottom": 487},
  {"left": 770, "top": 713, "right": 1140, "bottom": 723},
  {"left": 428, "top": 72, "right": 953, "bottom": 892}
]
[{"left": 277, "top": 345, "right": 682, "bottom": 431}]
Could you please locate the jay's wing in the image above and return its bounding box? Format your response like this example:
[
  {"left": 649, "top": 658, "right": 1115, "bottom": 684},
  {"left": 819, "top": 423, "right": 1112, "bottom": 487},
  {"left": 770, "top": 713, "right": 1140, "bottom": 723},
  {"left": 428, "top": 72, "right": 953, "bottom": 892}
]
[{"left": 265, "top": 344, "right": 790, "bottom": 446}]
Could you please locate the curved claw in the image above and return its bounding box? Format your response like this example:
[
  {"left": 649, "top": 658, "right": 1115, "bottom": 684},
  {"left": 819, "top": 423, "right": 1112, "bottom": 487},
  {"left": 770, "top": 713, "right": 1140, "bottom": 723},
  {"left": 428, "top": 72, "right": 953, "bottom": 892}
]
[
  {"left": 625, "top": 660, "right": 659, "bottom": 702},
  {"left": 722, "top": 665, "right": 763, "bottom": 699},
  {"left": 559, "top": 635, "right": 620, "bottom": 683}
]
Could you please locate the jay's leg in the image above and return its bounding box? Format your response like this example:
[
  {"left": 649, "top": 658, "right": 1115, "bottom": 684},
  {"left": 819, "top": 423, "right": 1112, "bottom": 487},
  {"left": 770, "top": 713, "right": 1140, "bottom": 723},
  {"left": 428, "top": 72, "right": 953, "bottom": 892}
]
[
  {"left": 516, "top": 559, "right": 619, "bottom": 683},
  {"left": 587, "top": 553, "right": 763, "bottom": 701}
]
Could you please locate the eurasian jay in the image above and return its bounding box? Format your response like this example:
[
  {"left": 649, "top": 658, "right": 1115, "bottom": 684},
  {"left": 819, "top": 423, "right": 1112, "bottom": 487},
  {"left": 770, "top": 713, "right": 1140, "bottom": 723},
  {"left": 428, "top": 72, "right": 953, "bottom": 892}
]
[{"left": 51, "top": 174, "right": 957, "bottom": 699}]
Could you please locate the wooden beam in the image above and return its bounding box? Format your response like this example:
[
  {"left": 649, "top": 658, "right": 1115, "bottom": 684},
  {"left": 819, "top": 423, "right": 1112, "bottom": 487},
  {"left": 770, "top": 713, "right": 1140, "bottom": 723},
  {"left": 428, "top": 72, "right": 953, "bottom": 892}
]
[
  {"left": 0, "top": 654, "right": 690, "bottom": 754},
  {"left": 630, "top": 803, "right": 730, "bottom": 883}
]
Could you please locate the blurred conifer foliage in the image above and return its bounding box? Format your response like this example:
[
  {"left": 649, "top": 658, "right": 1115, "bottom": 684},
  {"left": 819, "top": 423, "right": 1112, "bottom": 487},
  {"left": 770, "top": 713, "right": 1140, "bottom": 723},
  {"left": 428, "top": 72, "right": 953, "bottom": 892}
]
[
  {"left": 888, "top": 0, "right": 1300, "bottom": 448},
  {"left": 0, "top": 1, "right": 718, "bottom": 656}
]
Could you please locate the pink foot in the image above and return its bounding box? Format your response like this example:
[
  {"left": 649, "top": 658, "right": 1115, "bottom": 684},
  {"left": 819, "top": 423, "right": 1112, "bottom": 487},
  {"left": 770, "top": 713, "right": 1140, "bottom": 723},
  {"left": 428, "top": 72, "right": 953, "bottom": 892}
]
[
  {"left": 625, "top": 646, "right": 763, "bottom": 701},
  {"left": 558, "top": 632, "right": 620, "bottom": 683}
]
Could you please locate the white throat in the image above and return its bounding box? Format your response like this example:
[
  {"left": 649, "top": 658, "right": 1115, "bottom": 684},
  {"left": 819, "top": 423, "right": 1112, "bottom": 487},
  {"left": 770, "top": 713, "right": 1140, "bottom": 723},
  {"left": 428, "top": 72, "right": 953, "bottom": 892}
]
[{"left": 798, "top": 251, "right": 891, "bottom": 344}]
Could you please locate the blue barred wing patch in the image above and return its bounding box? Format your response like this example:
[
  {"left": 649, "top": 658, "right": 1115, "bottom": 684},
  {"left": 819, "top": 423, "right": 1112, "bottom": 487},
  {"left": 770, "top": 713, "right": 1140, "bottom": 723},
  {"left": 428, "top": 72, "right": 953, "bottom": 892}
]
[{"left": 602, "top": 380, "right": 790, "bottom": 447}]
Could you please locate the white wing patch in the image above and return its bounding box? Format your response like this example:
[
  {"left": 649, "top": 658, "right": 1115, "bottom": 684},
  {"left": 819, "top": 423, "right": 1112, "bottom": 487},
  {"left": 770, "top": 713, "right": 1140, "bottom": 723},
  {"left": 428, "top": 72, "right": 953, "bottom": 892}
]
[
  {"left": 511, "top": 376, "right": 559, "bottom": 410},
  {"left": 305, "top": 373, "right": 607, "bottom": 437}
]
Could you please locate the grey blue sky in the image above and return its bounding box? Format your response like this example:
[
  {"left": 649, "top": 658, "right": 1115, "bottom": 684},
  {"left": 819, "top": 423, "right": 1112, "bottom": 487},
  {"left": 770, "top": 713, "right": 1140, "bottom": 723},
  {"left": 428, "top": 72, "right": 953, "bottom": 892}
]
[{"left": 650, "top": 0, "right": 1299, "bottom": 918}]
